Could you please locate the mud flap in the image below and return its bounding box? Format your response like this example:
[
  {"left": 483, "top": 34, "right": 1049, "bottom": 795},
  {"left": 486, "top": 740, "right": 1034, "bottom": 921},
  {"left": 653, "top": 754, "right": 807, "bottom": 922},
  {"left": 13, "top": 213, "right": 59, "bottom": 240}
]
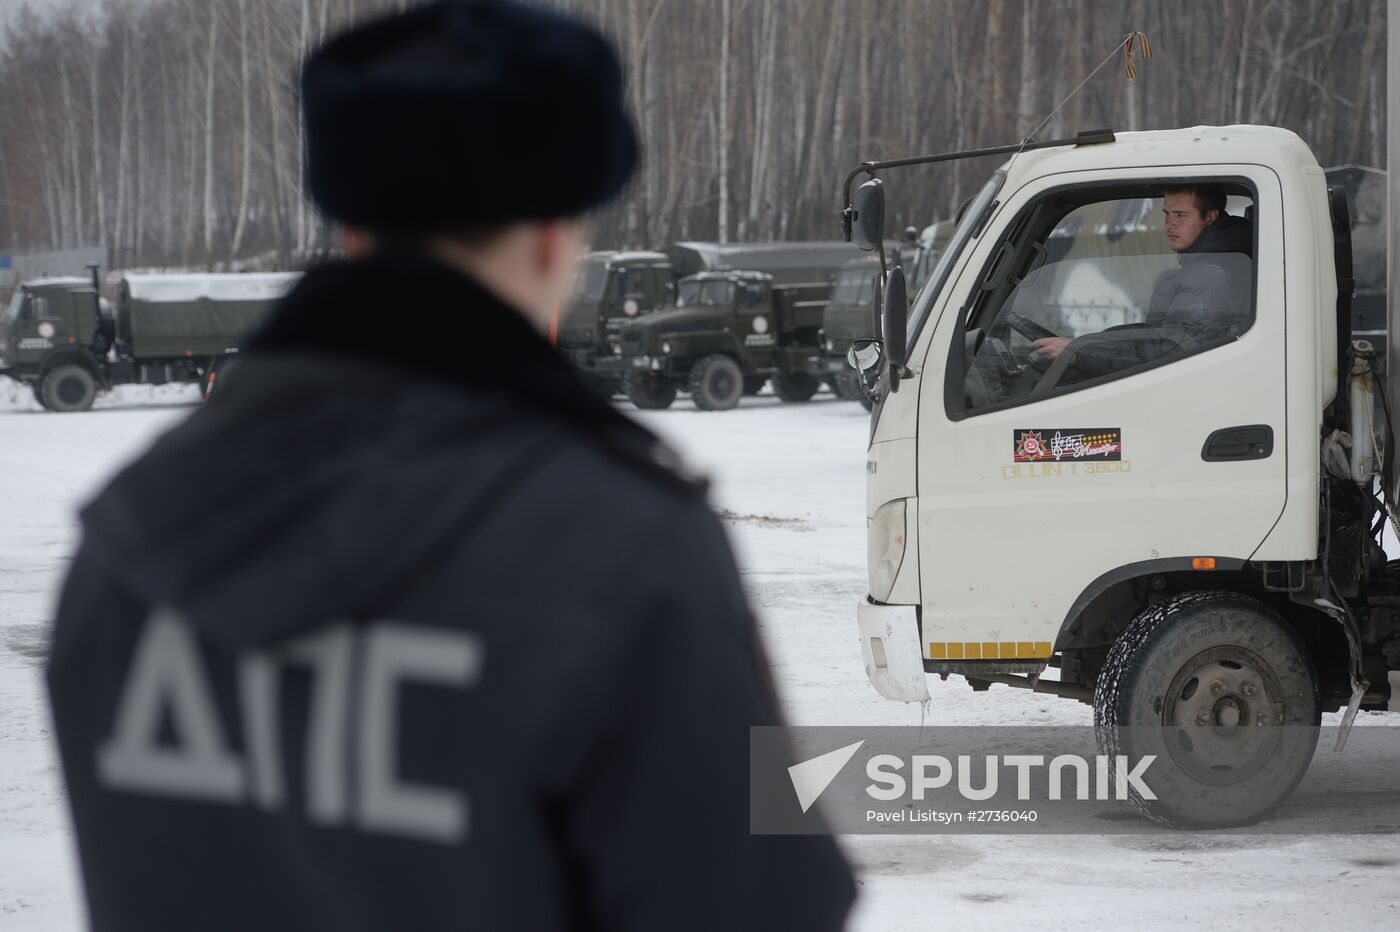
[{"left": 856, "top": 597, "right": 929, "bottom": 703}]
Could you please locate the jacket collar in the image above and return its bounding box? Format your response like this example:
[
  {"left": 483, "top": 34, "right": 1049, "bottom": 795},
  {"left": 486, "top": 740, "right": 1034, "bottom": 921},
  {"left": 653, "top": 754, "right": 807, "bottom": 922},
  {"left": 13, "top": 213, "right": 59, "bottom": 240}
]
[
  {"left": 246, "top": 247, "right": 705, "bottom": 495},
  {"left": 1180, "top": 214, "right": 1253, "bottom": 261}
]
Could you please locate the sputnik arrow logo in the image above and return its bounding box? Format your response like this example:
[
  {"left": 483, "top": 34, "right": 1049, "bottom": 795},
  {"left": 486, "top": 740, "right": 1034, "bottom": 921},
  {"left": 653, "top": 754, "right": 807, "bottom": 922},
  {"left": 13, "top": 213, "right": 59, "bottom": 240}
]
[{"left": 787, "top": 740, "right": 865, "bottom": 813}]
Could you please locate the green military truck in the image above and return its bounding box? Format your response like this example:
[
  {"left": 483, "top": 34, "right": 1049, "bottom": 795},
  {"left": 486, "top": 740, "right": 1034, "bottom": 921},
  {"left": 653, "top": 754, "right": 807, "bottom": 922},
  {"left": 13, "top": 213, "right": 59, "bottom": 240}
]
[
  {"left": 812, "top": 255, "right": 882, "bottom": 402},
  {"left": 556, "top": 250, "right": 676, "bottom": 394},
  {"left": 611, "top": 270, "right": 832, "bottom": 410},
  {"left": 573, "top": 240, "right": 860, "bottom": 410},
  {"left": 809, "top": 222, "right": 955, "bottom": 406},
  {"left": 0, "top": 270, "right": 298, "bottom": 411}
]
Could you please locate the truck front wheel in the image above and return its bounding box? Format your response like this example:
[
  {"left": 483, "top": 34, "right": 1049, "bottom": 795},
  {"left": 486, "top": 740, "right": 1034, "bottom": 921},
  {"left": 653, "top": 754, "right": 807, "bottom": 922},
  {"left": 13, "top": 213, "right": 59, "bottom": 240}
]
[
  {"left": 40, "top": 364, "right": 98, "bottom": 413},
  {"left": 688, "top": 354, "right": 743, "bottom": 410},
  {"left": 772, "top": 370, "right": 819, "bottom": 403},
  {"left": 623, "top": 372, "right": 677, "bottom": 410},
  {"left": 1093, "top": 591, "right": 1319, "bottom": 828}
]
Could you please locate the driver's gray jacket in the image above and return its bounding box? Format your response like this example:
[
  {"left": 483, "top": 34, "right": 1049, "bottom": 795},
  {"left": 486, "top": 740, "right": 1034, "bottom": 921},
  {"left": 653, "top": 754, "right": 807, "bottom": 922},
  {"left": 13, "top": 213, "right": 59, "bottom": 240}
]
[{"left": 1071, "top": 215, "right": 1253, "bottom": 379}]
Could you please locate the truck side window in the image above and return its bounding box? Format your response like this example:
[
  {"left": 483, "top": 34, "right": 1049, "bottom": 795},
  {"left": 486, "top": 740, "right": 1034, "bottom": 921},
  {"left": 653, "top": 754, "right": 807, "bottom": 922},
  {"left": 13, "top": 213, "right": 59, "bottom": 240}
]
[
  {"left": 622, "top": 269, "right": 647, "bottom": 299},
  {"left": 958, "top": 187, "right": 1255, "bottom": 413},
  {"left": 739, "top": 282, "right": 768, "bottom": 306}
]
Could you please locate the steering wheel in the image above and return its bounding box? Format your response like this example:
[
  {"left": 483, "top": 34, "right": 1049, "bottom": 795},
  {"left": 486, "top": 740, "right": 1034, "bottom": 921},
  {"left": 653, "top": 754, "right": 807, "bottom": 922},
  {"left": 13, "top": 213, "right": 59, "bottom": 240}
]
[
  {"left": 1004, "top": 313, "right": 1064, "bottom": 371},
  {"left": 1005, "top": 312, "right": 1059, "bottom": 343}
]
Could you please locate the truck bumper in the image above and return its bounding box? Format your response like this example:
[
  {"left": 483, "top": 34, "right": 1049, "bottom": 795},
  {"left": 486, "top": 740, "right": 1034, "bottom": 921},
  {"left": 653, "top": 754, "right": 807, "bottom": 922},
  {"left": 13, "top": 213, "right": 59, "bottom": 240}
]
[
  {"left": 592, "top": 355, "right": 635, "bottom": 375},
  {"left": 618, "top": 354, "right": 678, "bottom": 375},
  {"left": 856, "top": 597, "right": 929, "bottom": 703}
]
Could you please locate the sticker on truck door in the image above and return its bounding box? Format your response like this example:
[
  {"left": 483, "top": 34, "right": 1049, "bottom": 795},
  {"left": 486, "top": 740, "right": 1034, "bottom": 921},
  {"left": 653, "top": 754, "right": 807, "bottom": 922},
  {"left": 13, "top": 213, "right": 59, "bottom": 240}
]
[{"left": 1013, "top": 428, "right": 1122, "bottom": 462}]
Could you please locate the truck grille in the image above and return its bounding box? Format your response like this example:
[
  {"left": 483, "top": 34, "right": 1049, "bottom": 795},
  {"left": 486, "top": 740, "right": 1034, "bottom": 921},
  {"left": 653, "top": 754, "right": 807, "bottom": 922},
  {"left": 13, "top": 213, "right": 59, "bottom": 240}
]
[{"left": 620, "top": 327, "right": 646, "bottom": 355}]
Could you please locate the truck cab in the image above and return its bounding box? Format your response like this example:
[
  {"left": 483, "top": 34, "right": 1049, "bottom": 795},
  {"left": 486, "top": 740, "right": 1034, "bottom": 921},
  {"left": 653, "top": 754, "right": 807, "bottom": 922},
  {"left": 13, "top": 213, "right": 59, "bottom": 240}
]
[
  {"left": 0, "top": 277, "right": 110, "bottom": 409},
  {"left": 812, "top": 228, "right": 955, "bottom": 405},
  {"left": 849, "top": 125, "right": 1397, "bottom": 827},
  {"left": 558, "top": 251, "right": 675, "bottom": 394},
  {"left": 812, "top": 256, "right": 882, "bottom": 402}
]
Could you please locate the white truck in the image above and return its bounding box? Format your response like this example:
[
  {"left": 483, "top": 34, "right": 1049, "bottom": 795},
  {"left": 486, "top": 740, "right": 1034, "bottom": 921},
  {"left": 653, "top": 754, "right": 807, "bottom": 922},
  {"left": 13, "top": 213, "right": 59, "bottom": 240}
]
[{"left": 842, "top": 124, "right": 1399, "bottom": 828}]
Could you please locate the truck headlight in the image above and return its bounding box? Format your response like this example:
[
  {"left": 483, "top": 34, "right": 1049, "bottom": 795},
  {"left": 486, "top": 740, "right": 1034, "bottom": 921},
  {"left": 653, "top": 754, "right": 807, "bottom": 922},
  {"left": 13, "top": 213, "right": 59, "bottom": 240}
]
[
  {"left": 868, "top": 499, "right": 907, "bottom": 602},
  {"left": 661, "top": 340, "right": 673, "bottom": 355},
  {"left": 826, "top": 338, "right": 835, "bottom": 353}
]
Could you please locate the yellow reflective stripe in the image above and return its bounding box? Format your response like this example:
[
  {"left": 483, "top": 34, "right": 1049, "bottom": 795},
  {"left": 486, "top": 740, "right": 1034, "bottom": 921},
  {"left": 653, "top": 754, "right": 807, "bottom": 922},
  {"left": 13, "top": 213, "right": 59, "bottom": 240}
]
[{"left": 925, "top": 642, "right": 1052, "bottom": 660}]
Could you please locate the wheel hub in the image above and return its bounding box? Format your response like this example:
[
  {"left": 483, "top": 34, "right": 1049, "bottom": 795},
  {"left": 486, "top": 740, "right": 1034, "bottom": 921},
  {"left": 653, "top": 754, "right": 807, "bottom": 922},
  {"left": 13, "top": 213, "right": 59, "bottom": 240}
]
[
  {"left": 1161, "top": 647, "right": 1286, "bottom": 785},
  {"left": 58, "top": 376, "right": 86, "bottom": 405}
]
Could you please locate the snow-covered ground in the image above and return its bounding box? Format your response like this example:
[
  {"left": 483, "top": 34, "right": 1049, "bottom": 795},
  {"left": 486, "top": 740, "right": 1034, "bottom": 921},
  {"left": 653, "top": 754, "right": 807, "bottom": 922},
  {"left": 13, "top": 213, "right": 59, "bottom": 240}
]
[{"left": 1, "top": 381, "right": 1397, "bottom": 930}]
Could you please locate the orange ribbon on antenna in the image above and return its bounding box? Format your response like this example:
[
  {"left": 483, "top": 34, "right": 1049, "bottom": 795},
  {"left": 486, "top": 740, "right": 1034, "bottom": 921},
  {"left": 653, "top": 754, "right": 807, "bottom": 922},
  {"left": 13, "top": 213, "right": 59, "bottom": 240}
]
[{"left": 1124, "top": 31, "right": 1153, "bottom": 79}]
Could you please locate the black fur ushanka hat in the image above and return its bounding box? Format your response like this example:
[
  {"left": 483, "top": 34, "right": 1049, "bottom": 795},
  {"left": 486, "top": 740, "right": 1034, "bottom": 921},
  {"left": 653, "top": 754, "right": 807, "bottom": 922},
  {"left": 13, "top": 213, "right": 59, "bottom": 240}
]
[{"left": 301, "top": 0, "right": 638, "bottom": 231}]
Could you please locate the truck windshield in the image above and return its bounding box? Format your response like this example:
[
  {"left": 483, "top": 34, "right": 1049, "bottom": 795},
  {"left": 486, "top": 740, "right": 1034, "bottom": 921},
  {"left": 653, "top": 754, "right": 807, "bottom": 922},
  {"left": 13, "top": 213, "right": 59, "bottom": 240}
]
[
  {"left": 677, "top": 280, "right": 735, "bottom": 307},
  {"left": 831, "top": 267, "right": 877, "bottom": 306},
  {"left": 572, "top": 261, "right": 610, "bottom": 302},
  {"left": 2, "top": 290, "right": 20, "bottom": 325},
  {"left": 907, "top": 171, "right": 1004, "bottom": 342}
]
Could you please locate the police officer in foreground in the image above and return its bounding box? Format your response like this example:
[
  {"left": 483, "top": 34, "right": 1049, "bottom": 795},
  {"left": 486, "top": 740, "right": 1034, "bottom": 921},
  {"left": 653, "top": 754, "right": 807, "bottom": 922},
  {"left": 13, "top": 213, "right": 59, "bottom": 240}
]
[{"left": 47, "top": 2, "right": 856, "bottom": 929}]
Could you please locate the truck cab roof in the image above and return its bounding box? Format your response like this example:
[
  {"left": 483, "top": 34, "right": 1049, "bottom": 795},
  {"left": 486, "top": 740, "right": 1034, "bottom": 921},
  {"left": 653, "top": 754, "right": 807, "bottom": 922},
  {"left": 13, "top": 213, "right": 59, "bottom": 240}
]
[
  {"left": 1000, "top": 125, "right": 1318, "bottom": 189},
  {"left": 579, "top": 250, "right": 670, "bottom": 269},
  {"left": 22, "top": 276, "right": 91, "bottom": 290},
  {"left": 608, "top": 251, "right": 671, "bottom": 267},
  {"left": 682, "top": 269, "right": 774, "bottom": 284}
]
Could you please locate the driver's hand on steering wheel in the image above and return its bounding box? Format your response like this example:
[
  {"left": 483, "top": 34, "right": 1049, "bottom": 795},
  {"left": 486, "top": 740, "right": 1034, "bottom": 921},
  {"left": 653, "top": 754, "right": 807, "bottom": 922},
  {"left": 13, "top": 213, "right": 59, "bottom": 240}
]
[{"left": 1032, "top": 336, "right": 1072, "bottom": 360}]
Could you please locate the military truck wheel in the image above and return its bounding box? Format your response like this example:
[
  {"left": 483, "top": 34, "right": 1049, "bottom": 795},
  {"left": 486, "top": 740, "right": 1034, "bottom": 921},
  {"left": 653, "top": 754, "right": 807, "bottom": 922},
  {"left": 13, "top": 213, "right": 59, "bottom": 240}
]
[
  {"left": 40, "top": 364, "right": 97, "bottom": 412},
  {"left": 1093, "top": 591, "right": 1319, "bottom": 829},
  {"left": 624, "top": 372, "right": 677, "bottom": 410},
  {"left": 32, "top": 384, "right": 52, "bottom": 411},
  {"left": 743, "top": 376, "right": 768, "bottom": 396},
  {"left": 771, "top": 370, "right": 819, "bottom": 403},
  {"left": 688, "top": 354, "right": 744, "bottom": 411},
  {"left": 832, "top": 370, "right": 864, "bottom": 401}
]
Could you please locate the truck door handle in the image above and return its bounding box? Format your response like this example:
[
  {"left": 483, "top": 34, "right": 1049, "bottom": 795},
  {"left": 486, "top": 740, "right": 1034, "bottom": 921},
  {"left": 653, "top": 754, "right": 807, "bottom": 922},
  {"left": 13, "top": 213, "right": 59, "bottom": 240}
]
[{"left": 1202, "top": 425, "right": 1273, "bottom": 461}]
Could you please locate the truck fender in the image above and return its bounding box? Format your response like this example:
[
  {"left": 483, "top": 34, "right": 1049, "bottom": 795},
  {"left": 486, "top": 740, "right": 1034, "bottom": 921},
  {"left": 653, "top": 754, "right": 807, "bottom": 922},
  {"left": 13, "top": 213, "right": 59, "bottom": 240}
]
[
  {"left": 1054, "top": 557, "right": 1248, "bottom": 651},
  {"left": 1054, "top": 558, "right": 1355, "bottom": 709}
]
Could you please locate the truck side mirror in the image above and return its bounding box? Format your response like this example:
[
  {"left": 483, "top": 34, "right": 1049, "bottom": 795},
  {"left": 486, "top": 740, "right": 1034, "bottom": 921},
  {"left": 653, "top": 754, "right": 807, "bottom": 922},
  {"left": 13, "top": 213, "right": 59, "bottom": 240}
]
[
  {"left": 882, "top": 266, "right": 908, "bottom": 391},
  {"left": 847, "top": 338, "right": 883, "bottom": 373},
  {"left": 850, "top": 179, "right": 885, "bottom": 252}
]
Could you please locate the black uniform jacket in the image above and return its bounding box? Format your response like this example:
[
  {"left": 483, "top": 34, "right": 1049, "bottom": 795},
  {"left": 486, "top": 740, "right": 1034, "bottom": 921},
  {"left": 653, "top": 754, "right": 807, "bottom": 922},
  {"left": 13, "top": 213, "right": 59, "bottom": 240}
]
[{"left": 48, "top": 249, "right": 855, "bottom": 932}]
